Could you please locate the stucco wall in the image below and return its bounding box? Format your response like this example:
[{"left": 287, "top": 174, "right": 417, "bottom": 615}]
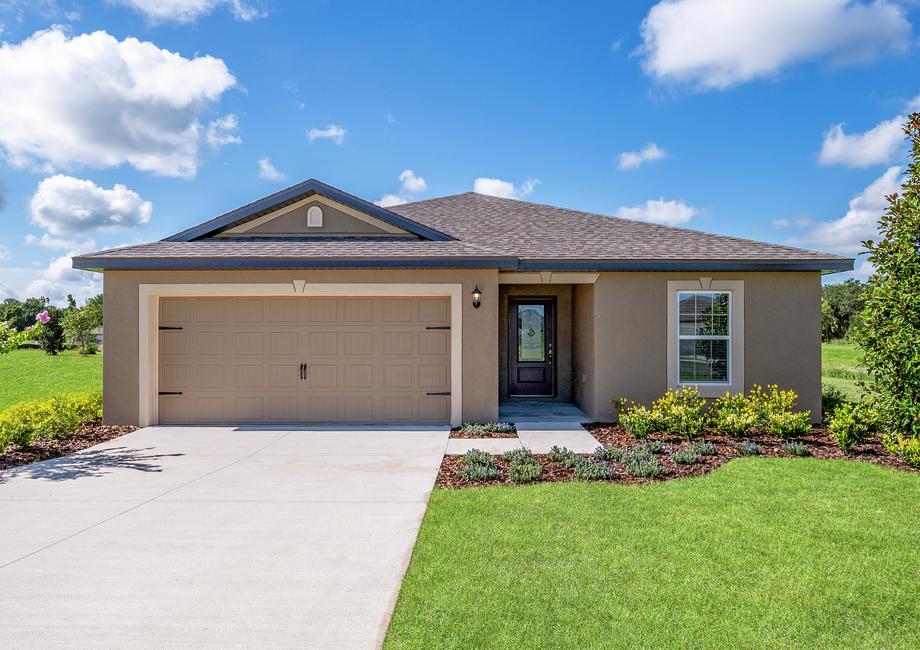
[
  {"left": 102, "top": 269, "right": 499, "bottom": 425},
  {"left": 498, "top": 284, "right": 573, "bottom": 402},
  {"left": 584, "top": 271, "right": 822, "bottom": 422},
  {"left": 572, "top": 283, "right": 596, "bottom": 417}
]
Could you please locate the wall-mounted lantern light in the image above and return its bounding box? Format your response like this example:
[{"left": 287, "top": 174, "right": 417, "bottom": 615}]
[{"left": 472, "top": 285, "right": 482, "bottom": 309}]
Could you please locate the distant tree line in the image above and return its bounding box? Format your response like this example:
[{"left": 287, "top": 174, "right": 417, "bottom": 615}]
[
  {"left": 0, "top": 294, "right": 103, "bottom": 355},
  {"left": 821, "top": 279, "right": 866, "bottom": 342}
]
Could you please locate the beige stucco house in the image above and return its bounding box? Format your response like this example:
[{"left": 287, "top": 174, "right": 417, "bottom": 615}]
[{"left": 73, "top": 179, "right": 852, "bottom": 427}]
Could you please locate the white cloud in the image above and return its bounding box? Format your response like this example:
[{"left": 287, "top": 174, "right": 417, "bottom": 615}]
[
  {"left": 375, "top": 169, "right": 427, "bottom": 206},
  {"left": 26, "top": 255, "right": 102, "bottom": 305},
  {"left": 799, "top": 165, "right": 901, "bottom": 253},
  {"left": 25, "top": 232, "right": 96, "bottom": 252},
  {"left": 0, "top": 27, "right": 236, "bottom": 178},
  {"left": 204, "top": 114, "right": 241, "bottom": 148},
  {"left": 0, "top": 244, "right": 9, "bottom": 261},
  {"left": 909, "top": 93, "right": 920, "bottom": 111},
  {"left": 617, "top": 143, "right": 667, "bottom": 170},
  {"left": 257, "top": 158, "right": 286, "bottom": 182},
  {"left": 307, "top": 124, "right": 346, "bottom": 145},
  {"left": 639, "top": 0, "right": 911, "bottom": 90},
  {"left": 819, "top": 116, "right": 905, "bottom": 167},
  {"left": 472, "top": 177, "right": 541, "bottom": 200},
  {"left": 30, "top": 175, "right": 153, "bottom": 236},
  {"left": 773, "top": 216, "right": 812, "bottom": 229},
  {"left": 615, "top": 198, "right": 698, "bottom": 226},
  {"left": 109, "top": 0, "right": 264, "bottom": 23}
]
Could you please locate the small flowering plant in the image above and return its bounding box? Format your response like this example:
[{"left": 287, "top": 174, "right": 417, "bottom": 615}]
[{"left": 0, "top": 311, "right": 47, "bottom": 354}]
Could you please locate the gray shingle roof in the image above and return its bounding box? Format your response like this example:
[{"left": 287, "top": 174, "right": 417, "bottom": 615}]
[{"left": 73, "top": 186, "right": 853, "bottom": 272}]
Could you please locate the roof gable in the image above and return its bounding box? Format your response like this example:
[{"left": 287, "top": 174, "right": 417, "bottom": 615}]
[{"left": 162, "top": 179, "right": 454, "bottom": 242}]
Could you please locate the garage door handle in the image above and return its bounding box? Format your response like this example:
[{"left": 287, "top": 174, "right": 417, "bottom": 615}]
[
  {"left": 299, "top": 363, "right": 305, "bottom": 380},
  {"left": 426, "top": 391, "right": 451, "bottom": 396},
  {"left": 158, "top": 391, "right": 183, "bottom": 396}
]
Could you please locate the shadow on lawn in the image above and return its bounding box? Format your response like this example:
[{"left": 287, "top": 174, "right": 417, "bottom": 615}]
[{"left": 0, "top": 446, "right": 184, "bottom": 483}]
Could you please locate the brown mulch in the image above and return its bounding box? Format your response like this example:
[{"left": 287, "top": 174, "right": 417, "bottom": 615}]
[
  {"left": 0, "top": 420, "right": 138, "bottom": 471},
  {"left": 449, "top": 427, "right": 518, "bottom": 439},
  {"left": 435, "top": 424, "right": 916, "bottom": 489}
]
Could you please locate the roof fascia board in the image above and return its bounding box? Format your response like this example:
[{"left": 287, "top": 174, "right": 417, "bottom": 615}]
[
  {"left": 72, "top": 256, "right": 518, "bottom": 272},
  {"left": 517, "top": 259, "right": 855, "bottom": 272},
  {"left": 162, "top": 179, "right": 454, "bottom": 242}
]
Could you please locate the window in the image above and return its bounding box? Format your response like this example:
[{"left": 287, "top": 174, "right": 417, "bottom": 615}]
[{"left": 677, "top": 291, "right": 730, "bottom": 384}]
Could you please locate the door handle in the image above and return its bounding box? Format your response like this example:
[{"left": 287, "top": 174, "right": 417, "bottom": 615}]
[
  {"left": 303, "top": 362, "right": 308, "bottom": 381},
  {"left": 299, "top": 363, "right": 305, "bottom": 380}
]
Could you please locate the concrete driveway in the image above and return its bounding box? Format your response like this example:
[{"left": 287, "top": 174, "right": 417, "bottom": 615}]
[{"left": 0, "top": 426, "right": 449, "bottom": 648}]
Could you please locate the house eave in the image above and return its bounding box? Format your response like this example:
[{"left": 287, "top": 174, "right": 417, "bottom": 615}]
[
  {"left": 71, "top": 255, "right": 519, "bottom": 272},
  {"left": 515, "top": 258, "right": 855, "bottom": 272}
]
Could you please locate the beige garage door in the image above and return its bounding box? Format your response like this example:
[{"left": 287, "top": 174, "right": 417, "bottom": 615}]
[{"left": 157, "top": 296, "right": 451, "bottom": 424}]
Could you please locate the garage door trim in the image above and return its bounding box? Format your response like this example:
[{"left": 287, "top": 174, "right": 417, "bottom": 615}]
[{"left": 139, "top": 283, "right": 463, "bottom": 427}]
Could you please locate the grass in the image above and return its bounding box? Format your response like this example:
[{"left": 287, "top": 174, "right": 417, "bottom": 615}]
[
  {"left": 822, "top": 340, "right": 869, "bottom": 402},
  {"left": 385, "top": 459, "right": 920, "bottom": 649},
  {"left": 0, "top": 348, "right": 102, "bottom": 410}
]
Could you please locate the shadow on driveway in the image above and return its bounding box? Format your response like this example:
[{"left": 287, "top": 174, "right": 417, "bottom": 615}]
[{"left": 0, "top": 446, "right": 185, "bottom": 483}]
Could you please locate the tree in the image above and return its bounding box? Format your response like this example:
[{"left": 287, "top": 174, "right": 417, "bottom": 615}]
[
  {"left": 821, "top": 279, "right": 867, "bottom": 341},
  {"left": 63, "top": 294, "right": 103, "bottom": 354},
  {"left": 35, "top": 306, "right": 66, "bottom": 355},
  {"left": 0, "top": 312, "right": 45, "bottom": 354},
  {"left": 854, "top": 113, "right": 920, "bottom": 442}
]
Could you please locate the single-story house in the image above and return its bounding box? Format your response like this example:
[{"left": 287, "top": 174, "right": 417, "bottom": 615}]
[{"left": 73, "top": 179, "right": 853, "bottom": 427}]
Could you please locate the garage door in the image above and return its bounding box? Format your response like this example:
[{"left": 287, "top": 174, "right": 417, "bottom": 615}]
[{"left": 157, "top": 296, "right": 451, "bottom": 424}]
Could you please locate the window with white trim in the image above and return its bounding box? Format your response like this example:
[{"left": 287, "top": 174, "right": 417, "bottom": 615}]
[{"left": 677, "top": 291, "right": 730, "bottom": 384}]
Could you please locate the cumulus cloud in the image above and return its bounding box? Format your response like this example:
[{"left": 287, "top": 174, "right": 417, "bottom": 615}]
[
  {"left": 639, "top": 0, "right": 911, "bottom": 90},
  {"left": 615, "top": 198, "right": 698, "bottom": 226},
  {"left": 30, "top": 175, "right": 153, "bottom": 236},
  {"left": 25, "top": 232, "right": 97, "bottom": 252},
  {"left": 26, "top": 254, "right": 102, "bottom": 305},
  {"left": 0, "top": 244, "right": 9, "bottom": 261},
  {"left": 819, "top": 116, "right": 905, "bottom": 167},
  {"left": 0, "top": 27, "right": 236, "bottom": 178},
  {"left": 375, "top": 169, "right": 427, "bottom": 207},
  {"left": 910, "top": 93, "right": 920, "bottom": 111},
  {"left": 472, "top": 177, "right": 540, "bottom": 200},
  {"left": 797, "top": 166, "right": 900, "bottom": 254},
  {"left": 617, "top": 143, "right": 667, "bottom": 170},
  {"left": 110, "top": 0, "right": 264, "bottom": 23},
  {"left": 205, "top": 114, "right": 241, "bottom": 148},
  {"left": 307, "top": 124, "right": 347, "bottom": 145},
  {"left": 257, "top": 158, "right": 286, "bottom": 182}
]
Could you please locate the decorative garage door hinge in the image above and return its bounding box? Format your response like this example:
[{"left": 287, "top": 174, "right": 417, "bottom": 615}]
[
  {"left": 158, "top": 326, "right": 183, "bottom": 330},
  {"left": 426, "top": 391, "right": 451, "bottom": 396},
  {"left": 158, "top": 391, "right": 183, "bottom": 396},
  {"left": 425, "top": 325, "right": 450, "bottom": 330}
]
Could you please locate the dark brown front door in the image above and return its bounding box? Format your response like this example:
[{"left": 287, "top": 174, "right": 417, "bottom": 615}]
[{"left": 508, "top": 298, "right": 555, "bottom": 397}]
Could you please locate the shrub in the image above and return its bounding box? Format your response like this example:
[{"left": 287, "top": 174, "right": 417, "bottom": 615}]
[
  {"left": 626, "top": 455, "right": 666, "bottom": 478},
  {"left": 456, "top": 464, "right": 502, "bottom": 482},
  {"left": 821, "top": 385, "right": 851, "bottom": 421},
  {"left": 709, "top": 391, "right": 758, "bottom": 436},
  {"left": 507, "top": 461, "right": 542, "bottom": 483},
  {"left": 462, "top": 449, "right": 496, "bottom": 468},
  {"left": 0, "top": 392, "right": 102, "bottom": 450},
  {"left": 547, "top": 445, "right": 581, "bottom": 467},
  {"left": 35, "top": 306, "right": 66, "bottom": 355},
  {"left": 688, "top": 440, "right": 718, "bottom": 456},
  {"left": 883, "top": 434, "right": 920, "bottom": 467},
  {"left": 651, "top": 387, "right": 707, "bottom": 438},
  {"left": 501, "top": 448, "right": 536, "bottom": 464},
  {"left": 639, "top": 440, "right": 666, "bottom": 455},
  {"left": 828, "top": 403, "right": 868, "bottom": 453},
  {"left": 671, "top": 447, "right": 701, "bottom": 464},
  {"left": 573, "top": 459, "right": 613, "bottom": 481},
  {"left": 618, "top": 404, "right": 661, "bottom": 438},
  {"left": 764, "top": 411, "right": 812, "bottom": 438},
  {"left": 782, "top": 441, "right": 811, "bottom": 457},
  {"left": 459, "top": 421, "right": 514, "bottom": 436},
  {"left": 735, "top": 441, "right": 761, "bottom": 456},
  {"left": 593, "top": 445, "right": 624, "bottom": 462}
]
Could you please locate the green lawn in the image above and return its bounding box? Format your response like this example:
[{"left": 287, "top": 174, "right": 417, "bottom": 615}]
[
  {"left": 386, "top": 459, "right": 920, "bottom": 649},
  {"left": 0, "top": 348, "right": 103, "bottom": 410},
  {"left": 822, "top": 340, "right": 869, "bottom": 402}
]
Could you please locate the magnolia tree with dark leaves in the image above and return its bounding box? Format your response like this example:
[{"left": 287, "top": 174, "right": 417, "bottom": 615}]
[{"left": 854, "top": 113, "right": 920, "bottom": 462}]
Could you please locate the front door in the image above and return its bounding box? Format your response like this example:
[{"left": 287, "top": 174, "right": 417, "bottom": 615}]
[{"left": 508, "top": 298, "right": 555, "bottom": 397}]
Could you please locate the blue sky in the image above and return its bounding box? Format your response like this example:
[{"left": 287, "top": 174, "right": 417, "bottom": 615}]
[{"left": 0, "top": 0, "right": 918, "bottom": 303}]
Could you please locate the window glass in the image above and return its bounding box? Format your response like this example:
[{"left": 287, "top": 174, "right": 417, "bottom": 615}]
[
  {"left": 677, "top": 291, "right": 730, "bottom": 383},
  {"left": 517, "top": 304, "right": 545, "bottom": 362}
]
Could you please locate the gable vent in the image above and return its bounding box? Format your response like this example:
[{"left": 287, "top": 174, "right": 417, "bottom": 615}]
[{"left": 306, "top": 205, "right": 324, "bottom": 228}]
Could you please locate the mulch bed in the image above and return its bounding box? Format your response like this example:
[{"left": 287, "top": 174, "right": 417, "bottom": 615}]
[
  {"left": 435, "top": 424, "right": 916, "bottom": 489},
  {"left": 0, "top": 420, "right": 137, "bottom": 472},
  {"left": 449, "top": 427, "right": 518, "bottom": 439}
]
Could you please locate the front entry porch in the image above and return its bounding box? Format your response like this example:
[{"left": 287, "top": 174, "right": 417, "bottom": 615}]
[{"left": 499, "top": 401, "right": 589, "bottom": 425}]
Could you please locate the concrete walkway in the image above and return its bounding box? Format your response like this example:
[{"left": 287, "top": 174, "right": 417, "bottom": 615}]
[{"left": 0, "top": 426, "right": 449, "bottom": 648}]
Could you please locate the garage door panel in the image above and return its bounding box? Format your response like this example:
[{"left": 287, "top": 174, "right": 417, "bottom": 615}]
[{"left": 158, "top": 296, "right": 451, "bottom": 425}]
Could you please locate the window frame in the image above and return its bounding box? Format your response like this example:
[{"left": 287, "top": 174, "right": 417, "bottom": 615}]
[
  {"left": 667, "top": 279, "right": 744, "bottom": 398},
  {"left": 676, "top": 290, "right": 732, "bottom": 386}
]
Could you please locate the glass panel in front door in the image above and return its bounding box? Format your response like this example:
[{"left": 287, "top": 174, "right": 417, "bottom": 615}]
[{"left": 517, "top": 304, "right": 545, "bottom": 362}]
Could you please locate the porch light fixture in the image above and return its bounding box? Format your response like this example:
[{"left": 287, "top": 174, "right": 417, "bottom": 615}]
[{"left": 472, "top": 285, "right": 482, "bottom": 309}]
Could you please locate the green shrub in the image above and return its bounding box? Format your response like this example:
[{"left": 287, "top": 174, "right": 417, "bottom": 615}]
[
  {"left": 828, "top": 403, "right": 868, "bottom": 453},
  {"left": 626, "top": 455, "right": 666, "bottom": 478},
  {"left": 456, "top": 464, "right": 502, "bottom": 482},
  {"left": 671, "top": 447, "right": 701, "bottom": 464},
  {"left": 688, "top": 440, "right": 717, "bottom": 456},
  {"left": 501, "top": 448, "right": 536, "bottom": 464},
  {"left": 618, "top": 404, "right": 661, "bottom": 438},
  {"left": 782, "top": 441, "right": 811, "bottom": 457},
  {"left": 651, "top": 387, "right": 707, "bottom": 438},
  {"left": 747, "top": 385, "right": 812, "bottom": 437},
  {"left": 461, "top": 449, "right": 496, "bottom": 468},
  {"left": 821, "top": 385, "right": 851, "bottom": 420},
  {"left": 593, "top": 445, "right": 624, "bottom": 462},
  {"left": 882, "top": 434, "right": 920, "bottom": 467},
  {"left": 639, "top": 440, "right": 665, "bottom": 455},
  {"left": 573, "top": 459, "right": 613, "bottom": 481},
  {"left": 459, "top": 421, "right": 514, "bottom": 436},
  {"left": 507, "top": 461, "right": 542, "bottom": 483},
  {"left": 708, "top": 391, "right": 758, "bottom": 436},
  {"left": 0, "top": 392, "right": 102, "bottom": 450},
  {"left": 735, "top": 441, "right": 761, "bottom": 456},
  {"left": 547, "top": 445, "right": 581, "bottom": 467},
  {"left": 764, "top": 411, "right": 812, "bottom": 438}
]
